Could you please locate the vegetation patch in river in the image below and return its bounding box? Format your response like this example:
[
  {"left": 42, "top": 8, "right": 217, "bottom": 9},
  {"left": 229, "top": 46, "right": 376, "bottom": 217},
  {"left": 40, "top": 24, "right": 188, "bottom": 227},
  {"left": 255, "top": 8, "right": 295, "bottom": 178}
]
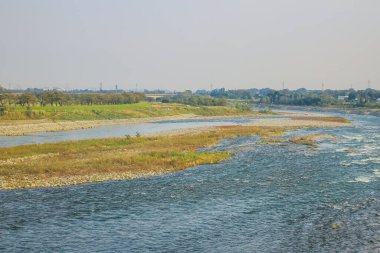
[
  {"left": 289, "top": 134, "right": 336, "bottom": 147},
  {"left": 0, "top": 126, "right": 286, "bottom": 189}
]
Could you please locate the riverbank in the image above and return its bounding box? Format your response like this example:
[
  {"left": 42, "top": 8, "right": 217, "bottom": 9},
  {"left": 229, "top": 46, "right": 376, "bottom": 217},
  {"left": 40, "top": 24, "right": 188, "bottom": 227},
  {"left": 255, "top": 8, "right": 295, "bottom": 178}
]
[
  {"left": 0, "top": 102, "right": 257, "bottom": 121},
  {"left": 0, "top": 102, "right": 264, "bottom": 136}
]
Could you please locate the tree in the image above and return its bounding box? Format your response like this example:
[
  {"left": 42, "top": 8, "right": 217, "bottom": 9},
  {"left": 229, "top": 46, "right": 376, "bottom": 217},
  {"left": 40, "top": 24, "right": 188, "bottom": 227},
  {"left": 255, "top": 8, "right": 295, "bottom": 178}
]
[
  {"left": 17, "top": 93, "right": 38, "bottom": 106},
  {"left": 348, "top": 91, "right": 357, "bottom": 101},
  {"left": 260, "top": 96, "right": 270, "bottom": 104},
  {"left": 40, "top": 90, "right": 66, "bottom": 106},
  {"left": 5, "top": 93, "right": 17, "bottom": 106},
  {"left": 0, "top": 94, "right": 5, "bottom": 106}
]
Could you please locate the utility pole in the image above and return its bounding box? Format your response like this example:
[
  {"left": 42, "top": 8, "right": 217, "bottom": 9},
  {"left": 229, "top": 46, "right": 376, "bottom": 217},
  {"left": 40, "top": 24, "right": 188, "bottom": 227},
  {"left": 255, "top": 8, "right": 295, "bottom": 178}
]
[
  {"left": 321, "top": 83, "right": 325, "bottom": 91},
  {"left": 210, "top": 83, "right": 213, "bottom": 91},
  {"left": 368, "top": 80, "right": 371, "bottom": 89},
  {"left": 282, "top": 81, "right": 285, "bottom": 90},
  {"left": 135, "top": 83, "right": 138, "bottom": 93},
  {"left": 99, "top": 82, "right": 103, "bottom": 92},
  {"left": 115, "top": 84, "right": 118, "bottom": 92}
]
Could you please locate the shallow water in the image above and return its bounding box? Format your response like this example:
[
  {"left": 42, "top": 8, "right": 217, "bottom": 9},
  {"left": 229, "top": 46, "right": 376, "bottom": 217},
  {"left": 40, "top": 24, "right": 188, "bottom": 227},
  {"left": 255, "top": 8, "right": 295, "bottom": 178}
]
[
  {"left": 0, "top": 116, "right": 269, "bottom": 147},
  {"left": 0, "top": 113, "right": 379, "bottom": 252}
]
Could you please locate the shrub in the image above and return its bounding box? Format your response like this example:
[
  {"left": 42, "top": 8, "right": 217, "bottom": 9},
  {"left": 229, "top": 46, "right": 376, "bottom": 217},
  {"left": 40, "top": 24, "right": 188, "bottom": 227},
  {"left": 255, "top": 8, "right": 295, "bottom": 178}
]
[{"left": 0, "top": 106, "right": 6, "bottom": 116}]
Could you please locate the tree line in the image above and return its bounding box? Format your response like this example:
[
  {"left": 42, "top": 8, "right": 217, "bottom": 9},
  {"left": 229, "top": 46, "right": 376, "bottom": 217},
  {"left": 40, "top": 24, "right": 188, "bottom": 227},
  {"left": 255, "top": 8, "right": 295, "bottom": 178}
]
[
  {"left": 257, "top": 89, "right": 380, "bottom": 107},
  {"left": 2, "top": 85, "right": 379, "bottom": 108},
  {"left": 0, "top": 89, "right": 145, "bottom": 107},
  {"left": 159, "top": 94, "right": 227, "bottom": 106},
  {"left": 196, "top": 87, "right": 380, "bottom": 107}
]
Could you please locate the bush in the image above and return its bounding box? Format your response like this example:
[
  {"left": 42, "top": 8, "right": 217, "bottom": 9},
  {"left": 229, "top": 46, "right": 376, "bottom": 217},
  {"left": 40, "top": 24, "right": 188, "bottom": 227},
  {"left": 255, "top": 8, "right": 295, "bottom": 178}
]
[
  {"left": 235, "top": 103, "right": 251, "bottom": 111},
  {"left": 0, "top": 106, "right": 6, "bottom": 116}
]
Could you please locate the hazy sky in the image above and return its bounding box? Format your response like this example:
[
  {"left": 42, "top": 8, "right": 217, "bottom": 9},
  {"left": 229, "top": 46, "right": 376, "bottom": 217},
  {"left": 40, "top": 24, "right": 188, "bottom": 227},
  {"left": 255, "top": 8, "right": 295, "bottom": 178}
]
[{"left": 0, "top": 0, "right": 379, "bottom": 91}]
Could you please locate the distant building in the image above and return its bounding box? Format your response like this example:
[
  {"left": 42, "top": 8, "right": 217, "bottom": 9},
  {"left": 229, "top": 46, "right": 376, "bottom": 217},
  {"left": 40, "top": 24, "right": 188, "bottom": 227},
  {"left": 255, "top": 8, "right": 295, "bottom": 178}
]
[{"left": 338, "top": 95, "right": 349, "bottom": 101}]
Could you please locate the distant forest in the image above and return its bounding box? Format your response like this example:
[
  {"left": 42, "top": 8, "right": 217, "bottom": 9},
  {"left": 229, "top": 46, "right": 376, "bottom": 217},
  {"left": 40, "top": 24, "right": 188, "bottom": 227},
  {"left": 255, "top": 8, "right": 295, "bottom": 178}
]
[
  {"left": 197, "top": 88, "right": 380, "bottom": 108},
  {"left": 1, "top": 85, "right": 380, "bottom": 108}
]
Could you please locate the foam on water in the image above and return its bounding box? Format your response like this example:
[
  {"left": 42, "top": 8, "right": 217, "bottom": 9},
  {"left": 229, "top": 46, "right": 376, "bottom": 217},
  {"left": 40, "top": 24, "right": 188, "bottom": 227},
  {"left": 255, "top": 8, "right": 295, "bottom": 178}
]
[
  {"left": 341, "top": 134, "right": 365, "bottom": 142},
  {"left": 349, "top": 169, "right": 380, "bottom": 183}
]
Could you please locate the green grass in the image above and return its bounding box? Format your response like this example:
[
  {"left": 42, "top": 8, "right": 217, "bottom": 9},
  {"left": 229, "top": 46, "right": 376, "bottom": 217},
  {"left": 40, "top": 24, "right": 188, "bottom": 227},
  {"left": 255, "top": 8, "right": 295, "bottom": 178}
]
[
  {"left": 0, "top": 102, "right": 257, "bottom": 121},
  {"left": 12, "top": 103, "right": 149, "bottom": 111}
]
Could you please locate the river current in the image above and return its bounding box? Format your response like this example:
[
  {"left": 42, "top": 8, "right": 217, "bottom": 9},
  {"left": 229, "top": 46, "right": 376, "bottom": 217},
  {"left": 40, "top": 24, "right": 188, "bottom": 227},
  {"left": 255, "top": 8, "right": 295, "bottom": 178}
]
[{"left": 0, "top": 113, "right": 379, "bottom": 252}]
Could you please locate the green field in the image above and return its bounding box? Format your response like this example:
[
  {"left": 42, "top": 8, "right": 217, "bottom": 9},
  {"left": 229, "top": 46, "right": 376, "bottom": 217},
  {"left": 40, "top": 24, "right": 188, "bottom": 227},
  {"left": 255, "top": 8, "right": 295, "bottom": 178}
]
[{"left": 0, "top": 102, "right": 255, "bottom": 121}]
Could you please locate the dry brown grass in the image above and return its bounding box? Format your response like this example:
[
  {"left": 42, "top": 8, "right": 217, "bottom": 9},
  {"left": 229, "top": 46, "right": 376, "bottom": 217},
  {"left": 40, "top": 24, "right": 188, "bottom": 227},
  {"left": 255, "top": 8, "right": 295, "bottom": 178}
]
[
  {"left": 258, "top": 137, "right": 286, "bottom": 145},
  {"left": 291, "top": 117, "right": 350, "bottom": 123},
  {"left": 288, "top": 134, "right": 336, "bottom": 147}
]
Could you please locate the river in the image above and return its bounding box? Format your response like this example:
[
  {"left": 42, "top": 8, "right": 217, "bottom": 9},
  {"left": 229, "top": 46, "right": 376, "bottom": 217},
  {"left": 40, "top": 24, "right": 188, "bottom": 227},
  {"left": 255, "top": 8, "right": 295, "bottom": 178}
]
[
  {"left": 0, "top": 112, "right": 379, "bottom": 252},
  {"left": 0, "top": 116, "right": 269, "bottom": 147}
]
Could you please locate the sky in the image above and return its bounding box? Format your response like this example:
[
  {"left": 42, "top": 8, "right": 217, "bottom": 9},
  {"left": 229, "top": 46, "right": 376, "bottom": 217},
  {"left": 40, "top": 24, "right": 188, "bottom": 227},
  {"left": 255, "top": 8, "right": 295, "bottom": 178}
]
[{"left": 0, "top": 0, "right": 379, "bottom": 91}]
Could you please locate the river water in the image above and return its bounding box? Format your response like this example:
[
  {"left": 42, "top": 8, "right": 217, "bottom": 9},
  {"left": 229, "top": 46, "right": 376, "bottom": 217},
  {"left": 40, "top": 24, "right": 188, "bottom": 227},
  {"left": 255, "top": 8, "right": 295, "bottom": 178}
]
[
  {"left": 0, "top": 113, "right": 379, "bottom": 252},
  {"left": 0, "top": 116, "right": 268, "bottom": 147}
]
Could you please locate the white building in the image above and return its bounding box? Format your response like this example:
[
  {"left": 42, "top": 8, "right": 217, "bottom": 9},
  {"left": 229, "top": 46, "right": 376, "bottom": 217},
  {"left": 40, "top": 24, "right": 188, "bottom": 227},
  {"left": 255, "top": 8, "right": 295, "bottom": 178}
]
[{"left": 338, "top": 95, "right": 349, "bottom": 101}]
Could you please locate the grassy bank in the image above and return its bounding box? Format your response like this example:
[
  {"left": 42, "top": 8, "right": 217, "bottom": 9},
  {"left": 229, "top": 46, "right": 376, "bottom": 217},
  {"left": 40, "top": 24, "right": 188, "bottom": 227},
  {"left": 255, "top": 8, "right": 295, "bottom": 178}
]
[
  {"left": 0, "top": 102, "right": 257, "bottom": 121},
  {"left": 0, "top": 126, "right": 286, "bottom": 189}
]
